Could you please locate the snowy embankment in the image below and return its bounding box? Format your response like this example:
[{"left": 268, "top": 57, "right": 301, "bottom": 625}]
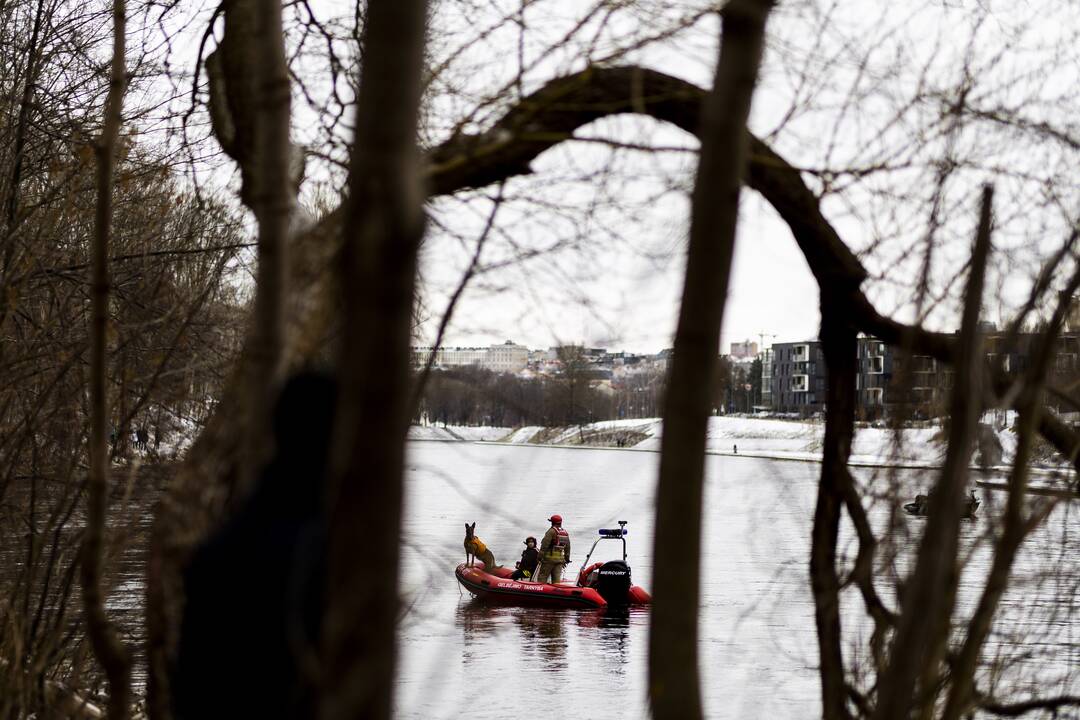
[
  {"left": 476, "top": 416, "right": 1048, "bottom": 473},
  {"left": 407, "top": 424, "right": 512, "bottom": 442}
]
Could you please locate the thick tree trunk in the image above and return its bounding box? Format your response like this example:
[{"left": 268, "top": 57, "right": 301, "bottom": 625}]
[
  {"left": 648, "top": 2, "right": 772, "bottom": 718},
  {"left": 873, "top": 187, "right": 994, "bottom": 720},
  {"left": 81, "top": 1, "right": 131, "bottom": 717},
  {"left": 320, "top": 1, "right": 428, "bottom": 719}
]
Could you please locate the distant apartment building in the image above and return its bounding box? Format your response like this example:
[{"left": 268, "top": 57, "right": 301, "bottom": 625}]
[
  {"left": 762, "top": 329, "right": 1080, "bottom": 419},
  {"left": 890, "top": 352, "right": 944, "bottom": 419},
  {"left": 413, "top": 340, "right": 706, "bottom": 382},
  {"left": 729, "top": 340, "right": 759, "bottom": 359},
  {"left": 652, "top": 348, "right": 674, "bottom": 373},
  {"left": 768, "top": 336, "right": 927, "bottom": 418},
  {"left": 419, "top": 347, "right": 486, "bottom": 367},
  {"left": 855, "top": 337, "right": 890, "bottom": 417},
  {"left": 768, "top": 341, "right": 827, "bottom": 415}
]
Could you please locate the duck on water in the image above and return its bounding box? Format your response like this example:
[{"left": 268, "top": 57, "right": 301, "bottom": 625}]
[{"left": 904, "top": 489, "right": 980, "bottom": 519}]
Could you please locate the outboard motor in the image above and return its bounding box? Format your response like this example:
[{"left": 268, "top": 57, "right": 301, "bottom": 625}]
[
  {"left": 592, "top": 560, "right": 632, "bottom": 604},
  {"left": 579, "top": 521, "right": 650, "bottom": 605}
]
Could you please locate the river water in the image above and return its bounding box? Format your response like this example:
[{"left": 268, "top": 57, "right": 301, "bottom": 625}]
[
  {"left": 4, "top": 444, "right": 1073, "bottom": 716},
  {"left": 398, "top": 441, "right": 1080, "bottom": 719}
]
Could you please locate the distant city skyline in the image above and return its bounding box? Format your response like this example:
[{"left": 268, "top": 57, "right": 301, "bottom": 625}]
[{"left": 412, "top": 337, "right": 771, "bottom": 357}]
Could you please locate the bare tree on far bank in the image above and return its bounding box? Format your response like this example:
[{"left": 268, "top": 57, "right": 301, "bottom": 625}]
[
  {"left": 416, "top": 363, "right": 668, "bottom": 428},
  {"left": 0, "top": 0, "right": 249, "bottom": 714}
]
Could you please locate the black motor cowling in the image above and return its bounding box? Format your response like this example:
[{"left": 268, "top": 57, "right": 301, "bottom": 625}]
[{"left": 592, "top": 560, "right": 631, "bottom": 604}]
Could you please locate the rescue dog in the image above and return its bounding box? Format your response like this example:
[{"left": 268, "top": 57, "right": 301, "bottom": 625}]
[{"left": 464, "top": 522, "right": 496, "bottom": 571}]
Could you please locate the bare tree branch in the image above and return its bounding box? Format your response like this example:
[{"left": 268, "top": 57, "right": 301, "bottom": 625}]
[
  {"left": 409, "top": 182, "right": 505, "bottom": 416},
  {"left": 941, "top": 263, "right": 1080, "bottom": 720},
  {"left": 422, "top": 63, "right": 1080, "bottom": 473},
  {"left": 242, "top": 0, "right": 295, "bottom": 490},
  {"left": 873, "top": 186, "right": 994, "bottom": 720},
  {"left": 977, "top": 694, "right": 1080, "bottom": 718}
]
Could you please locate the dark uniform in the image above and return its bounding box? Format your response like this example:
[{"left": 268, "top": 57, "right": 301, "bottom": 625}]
[{"left": 512, "top": 538, "right": 540, "bottom": 580}]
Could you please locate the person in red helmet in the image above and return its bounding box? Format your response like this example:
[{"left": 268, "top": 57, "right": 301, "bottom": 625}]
[{"left": 534, "top": 514, "right": 571, "bottom": 584}]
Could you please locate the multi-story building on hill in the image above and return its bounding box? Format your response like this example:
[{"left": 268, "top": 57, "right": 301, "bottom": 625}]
[
  {"left": 729, "top": 340, "right": 759, "bottom": 359},
  {"left": 411, "top": 340, "right": 528, "bottom": 374}
]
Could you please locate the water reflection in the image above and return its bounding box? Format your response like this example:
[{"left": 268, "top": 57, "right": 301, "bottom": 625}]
[
  {"left": 514, "top": 607, "right": 571, "bottom": 670},
  {"left": 576, "top": 607, "right": 643, "bottom": 675},
  {"left": 457, "top": 602, "right": 574, "bottom": 671},
  {"left": 456, "top": 598, "right": 645, "bottom": 682}
]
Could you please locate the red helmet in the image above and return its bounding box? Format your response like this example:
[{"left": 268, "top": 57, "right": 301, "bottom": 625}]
[{"left": 548, "top": 514, "right": 562, "bottom": 524}]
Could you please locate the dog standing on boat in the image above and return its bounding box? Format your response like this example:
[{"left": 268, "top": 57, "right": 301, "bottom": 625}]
[{"left": 464, "top": 522, "right": 497, "bottom": 571}]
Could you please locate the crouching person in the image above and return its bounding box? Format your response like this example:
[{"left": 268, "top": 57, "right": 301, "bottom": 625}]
[{"left": 511, "top": 536, "right": 540, "bottom": 580}]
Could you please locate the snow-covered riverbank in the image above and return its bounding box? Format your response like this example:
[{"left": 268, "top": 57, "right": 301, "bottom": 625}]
[
  {"left": 407, "top": 424, "right": 512, "bottom": 442},
  {"left": 410, "top": 415, "right": 1074, "bottom": 475},
  {"left": 500, "top": 417, "right": 960, "bottom": 469}
]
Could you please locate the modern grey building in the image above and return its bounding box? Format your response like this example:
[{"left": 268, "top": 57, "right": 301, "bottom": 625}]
[
  {"left": 769, "top": 340, "right": 827, "bottom": 415},
  {"left": 763, "top": 330, "right": 1080, "bottom": 420},
  {"left": 855, "top": 337, "right": 891, "bottom": 419},
  {"left": 767, "top": 336, "right": 937, "bottom": 418},
  {"left": 767, "top": 336, "right": 924, "bottom": 418}
]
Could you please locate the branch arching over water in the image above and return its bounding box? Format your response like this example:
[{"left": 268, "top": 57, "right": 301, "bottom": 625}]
[{"left": 424, "top": 64, "right": 1080, "bottom": 471}]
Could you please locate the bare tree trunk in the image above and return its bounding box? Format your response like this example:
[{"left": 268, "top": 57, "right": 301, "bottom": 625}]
[
  {"left": 810, "top": 297, "right": 858, "bottom": 720},
  {"left": 873, "top": 187, "right": 994, "bottom": 720},
  {"left": 81, "top": 1, "right": 131, "bottom": 717},
  {"left": 321, "top": 1, "right": 428, "bottom": 718},
  {"left": 648, "top": 2, "right": 772, "bottom": 718},
  {"left": 243, "top": 0, "right": 293, "bottom": 489}
]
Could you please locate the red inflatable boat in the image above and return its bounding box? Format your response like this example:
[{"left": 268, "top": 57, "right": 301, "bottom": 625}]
[
  {"left": 455, "top": 521, "right": 651, "bottom": 609},
  {"left": 455, "top": 563, "right": 609, "bottom": 608}
]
